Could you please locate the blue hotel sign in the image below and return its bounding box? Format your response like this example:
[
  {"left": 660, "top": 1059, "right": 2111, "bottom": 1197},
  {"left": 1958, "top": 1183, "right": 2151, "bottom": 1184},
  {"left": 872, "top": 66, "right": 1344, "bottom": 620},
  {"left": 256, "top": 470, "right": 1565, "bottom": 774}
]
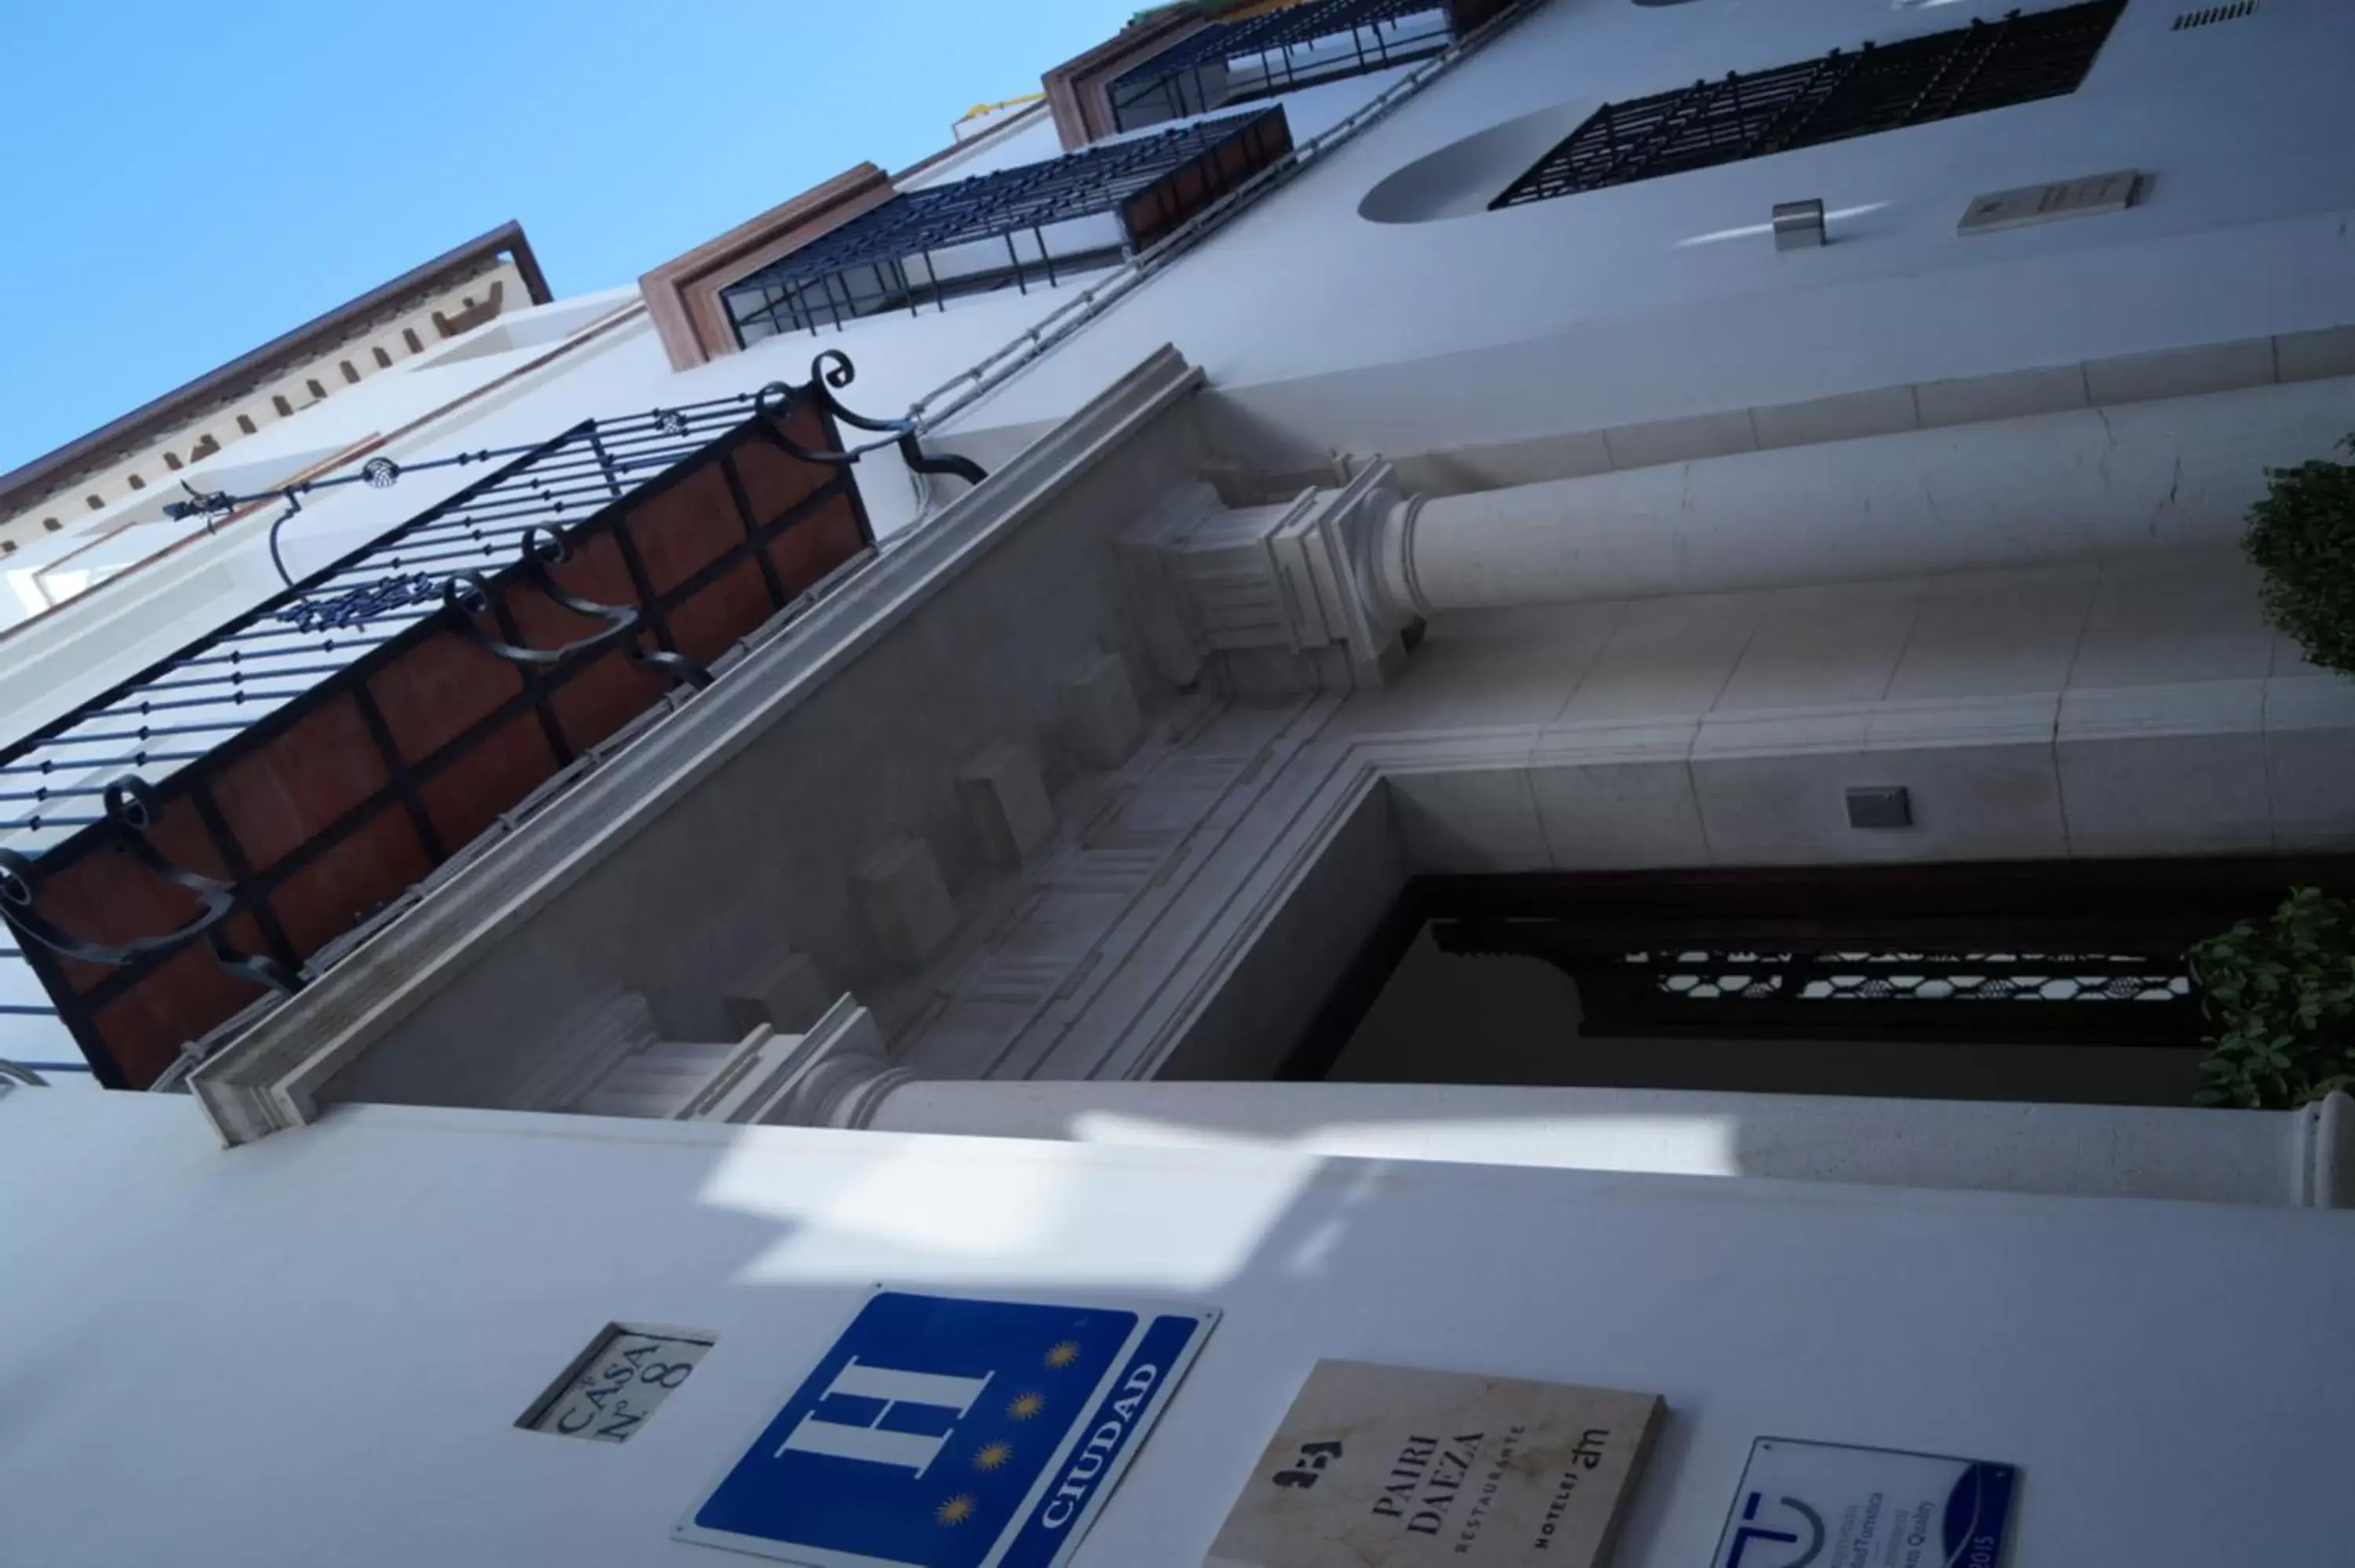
[{"left": 677, "top": 1290, "right": 1218, "bottom": 1566}]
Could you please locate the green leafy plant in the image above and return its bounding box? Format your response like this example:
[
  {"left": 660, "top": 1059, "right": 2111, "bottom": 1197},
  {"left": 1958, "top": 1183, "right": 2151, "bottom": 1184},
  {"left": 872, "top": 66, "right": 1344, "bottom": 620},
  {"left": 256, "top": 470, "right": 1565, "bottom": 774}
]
[
  {"left": 2244, "top": 436, "right": 2355, "bottom": 677},
  {"left": 2189, "top": 886, "right": 2355, "bottom": 1109}
]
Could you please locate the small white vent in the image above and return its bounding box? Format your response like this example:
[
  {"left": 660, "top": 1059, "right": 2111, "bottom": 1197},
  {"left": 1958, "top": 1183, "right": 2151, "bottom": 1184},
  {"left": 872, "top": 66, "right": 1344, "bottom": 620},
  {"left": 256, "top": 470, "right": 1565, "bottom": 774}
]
[{"left": 2171, "top": 1, "right": 2256, "bottom": 29}]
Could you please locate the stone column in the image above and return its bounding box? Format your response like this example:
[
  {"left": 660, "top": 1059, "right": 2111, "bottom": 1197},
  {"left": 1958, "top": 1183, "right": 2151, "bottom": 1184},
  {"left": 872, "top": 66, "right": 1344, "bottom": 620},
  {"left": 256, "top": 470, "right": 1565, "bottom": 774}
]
[
  {"left": 1124, "top": 378, "right": 2355, "bottom": 691},
  {"left": 1382, "top": 378, "right": 2355, "bottom": 611},
  {"left": 702, "top": 995, "right": 913, "bottom": 1129}
]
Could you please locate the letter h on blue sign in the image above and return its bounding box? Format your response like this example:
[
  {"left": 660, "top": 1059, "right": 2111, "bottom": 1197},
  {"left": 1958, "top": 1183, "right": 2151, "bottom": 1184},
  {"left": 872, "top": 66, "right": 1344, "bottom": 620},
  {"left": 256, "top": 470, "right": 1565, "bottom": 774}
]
[{"left": 694, "top": 1294, "right": 1140, "bottom": 1568}]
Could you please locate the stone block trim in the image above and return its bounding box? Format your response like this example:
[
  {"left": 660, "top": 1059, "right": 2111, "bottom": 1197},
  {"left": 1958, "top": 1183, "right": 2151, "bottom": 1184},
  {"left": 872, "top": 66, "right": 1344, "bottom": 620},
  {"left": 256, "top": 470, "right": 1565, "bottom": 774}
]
[
  {"left": 1060, "top": 653, "right": 1146, "bottom": 769},
  {"left": 722, "top": 951, "right": 836, "bottom": 1036},
  {"left": 959, "top": 740, "right": 1057, "bottom": 866},
  {"left": 856, "top": 838, "right": 959, "bottom": 968}
]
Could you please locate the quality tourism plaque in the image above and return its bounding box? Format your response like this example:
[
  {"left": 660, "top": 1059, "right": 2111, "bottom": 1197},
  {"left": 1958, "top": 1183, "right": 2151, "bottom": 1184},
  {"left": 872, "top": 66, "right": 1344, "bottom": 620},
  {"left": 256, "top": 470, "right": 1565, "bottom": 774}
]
[
  {"left": 1204, "top": 1359, "right": 1665, "bottom": 1568},
  {"left": 1707, "top": 1438, "right": 2017, "bottom": 1568}
]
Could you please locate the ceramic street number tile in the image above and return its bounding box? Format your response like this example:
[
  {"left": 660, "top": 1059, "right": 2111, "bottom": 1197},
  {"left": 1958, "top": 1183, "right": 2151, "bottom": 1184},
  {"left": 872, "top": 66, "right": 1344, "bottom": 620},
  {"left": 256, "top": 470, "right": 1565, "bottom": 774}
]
[
  {"left": 678, "top": 1289, "right": 1215, "bottom": 1567},
  {"left": 1204, "top": 1359, "right": 1665, "bottom": 1568},
  {"left": 521, "top": 1325, "right": 711, "bottom": 1442},
  {"left": 1709, "top": 1438, "right": 2017, "bottom": 1568}
]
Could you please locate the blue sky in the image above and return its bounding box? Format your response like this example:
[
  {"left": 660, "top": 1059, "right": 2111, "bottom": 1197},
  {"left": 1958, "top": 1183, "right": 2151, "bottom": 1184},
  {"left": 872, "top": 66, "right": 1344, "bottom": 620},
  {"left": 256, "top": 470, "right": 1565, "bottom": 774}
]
[{"left": 0, "top": 1, "right": 1145, "bottom": 474}]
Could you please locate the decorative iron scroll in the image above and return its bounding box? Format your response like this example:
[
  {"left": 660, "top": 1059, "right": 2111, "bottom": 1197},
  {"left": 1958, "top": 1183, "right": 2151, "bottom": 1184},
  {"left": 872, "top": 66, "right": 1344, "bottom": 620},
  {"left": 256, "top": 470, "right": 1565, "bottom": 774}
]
[
  {"left": 0, "top": 778, "right": 297, "bottom": 995},
  {"left": 444, "top": 528, "right": 643, "bottom": 669},
  {"left": 445, "top": 532, "right": 715, "bottom": 691},
  {"left": 183, "top": 355, "right": 986, "bottom": 592},
  {"left": 754, "top": 352, "right": 989, "bottom": 487},
  {"left": 275, "top": 572, "right": 442, "bottom": 633}
]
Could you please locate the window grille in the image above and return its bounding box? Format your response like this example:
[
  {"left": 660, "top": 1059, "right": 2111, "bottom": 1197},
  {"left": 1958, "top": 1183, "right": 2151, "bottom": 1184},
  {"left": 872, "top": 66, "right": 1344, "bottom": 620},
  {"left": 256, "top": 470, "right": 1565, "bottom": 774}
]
[
  {"left": 723, "top": 109, "right": 1290, "bottom": 345},
  {"left": 2171, "top": 1, "right": 2255, "bottom": 29},
  {"left": 1572, "top": 946, "right": 2200, "bottom": 1045},
  {"left": 1630, "top": 951, "right": 2191, "bottom": 1005},
  {"left": 1108, "top": 0, "right": 1456, "bottom": 133},
  {"left": 1491, "top": 0, "right": 2126, "bottom": 210}
]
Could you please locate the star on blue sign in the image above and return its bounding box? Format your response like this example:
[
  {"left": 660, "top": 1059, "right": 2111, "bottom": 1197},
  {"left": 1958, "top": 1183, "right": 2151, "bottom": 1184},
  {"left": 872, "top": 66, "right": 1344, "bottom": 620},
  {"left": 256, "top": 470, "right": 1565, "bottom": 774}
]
[{"left": 677, "top": 1290, "right": 1217, "bottom": 1567}]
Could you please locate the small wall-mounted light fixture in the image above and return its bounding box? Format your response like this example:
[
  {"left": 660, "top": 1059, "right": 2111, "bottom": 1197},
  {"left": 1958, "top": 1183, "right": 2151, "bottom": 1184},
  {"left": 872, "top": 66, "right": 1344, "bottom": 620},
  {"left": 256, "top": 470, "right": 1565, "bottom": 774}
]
[
  {"left": 1846, "top": 786, "right": 1912, "bottom": 830},
  {"left": 1773, "top": 199, "right": 1827, "bottom": 250}
]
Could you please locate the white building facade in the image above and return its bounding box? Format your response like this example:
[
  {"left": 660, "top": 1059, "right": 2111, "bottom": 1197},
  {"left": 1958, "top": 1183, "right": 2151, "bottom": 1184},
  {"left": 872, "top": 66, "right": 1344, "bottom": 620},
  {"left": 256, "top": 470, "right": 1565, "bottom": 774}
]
[{"left": 5, "top": 1, "right": 2354, "bottom": 1562}]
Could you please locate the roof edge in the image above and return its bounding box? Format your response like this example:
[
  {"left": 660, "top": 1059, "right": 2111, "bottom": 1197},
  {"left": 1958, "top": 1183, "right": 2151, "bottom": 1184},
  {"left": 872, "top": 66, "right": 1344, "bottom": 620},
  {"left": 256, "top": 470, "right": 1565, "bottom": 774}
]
[{"left": 0, "top": 221, "right": 553, "bottom": 512}]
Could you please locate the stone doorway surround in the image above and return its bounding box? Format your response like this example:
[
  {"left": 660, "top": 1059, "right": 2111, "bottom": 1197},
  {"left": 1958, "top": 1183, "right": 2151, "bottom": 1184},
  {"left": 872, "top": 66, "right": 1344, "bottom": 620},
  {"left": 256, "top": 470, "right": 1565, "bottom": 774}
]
[{"left": 885, "top": 547, "right": 2354, "bottom": 1088}]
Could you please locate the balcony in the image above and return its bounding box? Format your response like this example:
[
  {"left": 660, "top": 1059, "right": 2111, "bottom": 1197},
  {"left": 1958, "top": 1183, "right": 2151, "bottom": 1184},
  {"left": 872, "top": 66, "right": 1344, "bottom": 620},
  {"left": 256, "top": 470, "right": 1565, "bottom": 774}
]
[
  {"left": 1106, "top": 0, "right": 1486, "bottom": 133},
  {"left": 720, "top": 108, "right": 1293, "bottom": 344},
  {"left": 0, "top": 359, "right": 966, "bottom": 1088},
  {"left": 1491, "top": 0, "right": 2127, "bottom": 208}
]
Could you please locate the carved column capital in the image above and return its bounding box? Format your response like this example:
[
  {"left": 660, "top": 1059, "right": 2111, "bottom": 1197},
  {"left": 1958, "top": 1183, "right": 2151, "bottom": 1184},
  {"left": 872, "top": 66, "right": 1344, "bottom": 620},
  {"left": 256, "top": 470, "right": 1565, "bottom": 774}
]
[
  {"left": 739, "top": 994, "right": 917, "bottom": 1129},
  {"left": 1118, "top": 461, "right": 1428, "bottom": 692}
]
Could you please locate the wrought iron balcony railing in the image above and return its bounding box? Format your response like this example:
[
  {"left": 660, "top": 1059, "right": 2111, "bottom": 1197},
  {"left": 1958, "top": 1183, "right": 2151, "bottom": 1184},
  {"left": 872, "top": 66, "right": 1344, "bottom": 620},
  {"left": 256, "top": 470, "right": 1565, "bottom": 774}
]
[
  {"left": 1491, "top": 0, "right": 2126, "bottom": 209},
  {"left": 0, "top": 354, "right": 980, "bottom": 1090},
  {"left": 1108, "top": 0, "right": 1460, "bottom": 133},
  {"left": 721, "top": 108, "right": 1293, "bottom": 344}
]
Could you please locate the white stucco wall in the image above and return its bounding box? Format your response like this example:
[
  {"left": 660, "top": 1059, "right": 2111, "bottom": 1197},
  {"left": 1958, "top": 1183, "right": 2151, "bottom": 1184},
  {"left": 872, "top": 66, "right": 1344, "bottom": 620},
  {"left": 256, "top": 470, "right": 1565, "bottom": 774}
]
[
  {"left": 804, "top": 0, "right": 2355, "bottom": 460},
  {"left": 3, "top": 1088, "right": 2353, "bottom": 1566},
  {"left": 944, "top": 0, "right": 2355, "bottom": 461},
  {"left": 17, "top": 0, "right": 2348, "bottom": 765},
  {"left": 128, "top": 0, "right": 2349, "bottom": 574}
]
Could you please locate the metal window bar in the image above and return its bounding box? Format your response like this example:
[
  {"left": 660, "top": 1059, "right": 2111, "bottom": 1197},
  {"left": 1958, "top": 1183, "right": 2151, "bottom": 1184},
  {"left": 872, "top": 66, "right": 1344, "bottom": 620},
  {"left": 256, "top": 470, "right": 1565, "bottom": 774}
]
[
  {"left": 1108, "top": 0, "right": 1456, "bottom": 132},
  {"left": 721, "top": 111, "right": 1277, "bottom": 343},
  {"left": 2171, "top": 2, "right": 2257, "bottom": 31},
  {"left": 1630, "top": 951, "right": 2193, "bottom": 1005},
  {"left": 1565, "top": 947, "right": 2203, "bottom": 1047},
  {"left": 1491, "top": 0, "right": 2126, "bottom": 208}
]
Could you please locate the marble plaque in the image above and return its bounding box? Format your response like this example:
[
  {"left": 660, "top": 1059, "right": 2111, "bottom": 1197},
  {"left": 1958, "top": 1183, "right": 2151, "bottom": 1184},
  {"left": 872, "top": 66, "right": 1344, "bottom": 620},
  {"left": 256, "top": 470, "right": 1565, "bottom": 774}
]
[
  {"left": 1957, "top": 170, "right": 2142, "bottom": 235},
  {"left": 1205, "top": 1360, "right": 1665, "bottom": 1568}
]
